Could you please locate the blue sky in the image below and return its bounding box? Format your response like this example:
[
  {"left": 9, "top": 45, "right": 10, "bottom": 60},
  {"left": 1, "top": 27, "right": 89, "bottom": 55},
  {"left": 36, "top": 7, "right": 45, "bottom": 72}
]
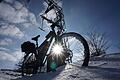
[{"left": 0, "top": 0, "right": 120, "bottom": 69}]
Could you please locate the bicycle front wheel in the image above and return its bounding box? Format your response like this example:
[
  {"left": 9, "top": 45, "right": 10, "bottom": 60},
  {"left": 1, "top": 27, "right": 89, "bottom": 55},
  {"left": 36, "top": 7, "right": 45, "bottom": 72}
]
[{"left": 60, "top": 32, "right": 90, "bottom": 66}]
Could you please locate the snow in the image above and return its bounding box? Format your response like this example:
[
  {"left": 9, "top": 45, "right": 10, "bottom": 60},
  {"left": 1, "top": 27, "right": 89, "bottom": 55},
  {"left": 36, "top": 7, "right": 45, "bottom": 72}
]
[
  {"left": 0, "top": 69, "right": 20, "bottom": 80},
  {"left": 0, "top": 53, "right": 120, "bottom": 80}
]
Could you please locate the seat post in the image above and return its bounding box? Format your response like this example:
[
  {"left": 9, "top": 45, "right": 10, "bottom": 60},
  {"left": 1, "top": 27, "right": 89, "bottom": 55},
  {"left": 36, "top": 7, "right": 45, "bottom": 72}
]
[
  {"left": 36, "top": 40, "right": 38, "bottom": 48},
  {"left": 32, "top": 35, "right": 40, "bottom": 48}
]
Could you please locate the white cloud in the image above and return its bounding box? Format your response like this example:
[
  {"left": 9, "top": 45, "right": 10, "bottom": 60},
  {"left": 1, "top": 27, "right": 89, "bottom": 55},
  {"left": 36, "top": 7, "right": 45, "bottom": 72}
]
[
  {"left": 0, "top": 0, "right": 40, "bottom": 68},
  {"left": 0, "top": 50, "right": 23, "bottom": 62},
  {"left": 12, "top": 50, "right": 24, "bottom": 60},
  {"left": 13, "top": 0, "right": 24, "bottom": 10},
  {"left": 0, "top": 2, "right": 28, "bottom": 23},
  {"left": 4, "top": 0, "right": 15, "bottom": 4},
  {"left": 0, "top": 2, "right": 16, "bottom": 22},
  {"left": 0, "top": 0, "right": 39, "bottom": 27},
  {"left": 0, "top": 24, "right": 24, "bottom": 38},
  {"left": 0, "top": 47, "right": 10, "bottom": 51},
  {"left": 0, "top": 38, "right": 13, "bottom": 46},
  {"left": 28, "top": 13, "right": 39, "bottom": 27},
  {"left": 0, "top": 51, "right": 17, "bottom": 62}
]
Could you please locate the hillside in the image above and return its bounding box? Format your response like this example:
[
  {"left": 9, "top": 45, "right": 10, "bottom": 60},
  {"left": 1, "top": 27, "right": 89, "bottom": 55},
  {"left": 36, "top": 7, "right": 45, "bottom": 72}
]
[{"left": 0, "top": 53, "right": 120, "bottom": 80}]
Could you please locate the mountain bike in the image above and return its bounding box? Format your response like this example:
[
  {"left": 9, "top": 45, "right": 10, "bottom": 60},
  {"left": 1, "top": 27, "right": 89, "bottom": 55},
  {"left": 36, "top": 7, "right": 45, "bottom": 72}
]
[{"left": 20, "top": 0, "right": 90, "bottom": 76}]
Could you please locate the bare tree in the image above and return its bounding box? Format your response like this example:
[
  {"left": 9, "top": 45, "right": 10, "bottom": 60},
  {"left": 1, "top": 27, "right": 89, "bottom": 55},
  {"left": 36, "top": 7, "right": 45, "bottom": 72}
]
[{"left": 87, "top": 30, "right": 109, "bottom": 56}]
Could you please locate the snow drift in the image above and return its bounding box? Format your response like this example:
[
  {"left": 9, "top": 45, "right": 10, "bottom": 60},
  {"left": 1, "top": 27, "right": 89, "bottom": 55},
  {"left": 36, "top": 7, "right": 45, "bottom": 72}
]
[{"left": 0, "top": 53, "right": 120, "bottom": 80}]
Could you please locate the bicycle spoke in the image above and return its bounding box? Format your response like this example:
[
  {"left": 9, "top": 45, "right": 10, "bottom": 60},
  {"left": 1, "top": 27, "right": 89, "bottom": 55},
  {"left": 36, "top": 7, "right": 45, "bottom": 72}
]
[{"left": 61, "top": 32, "right": 90, "bottom": 66}]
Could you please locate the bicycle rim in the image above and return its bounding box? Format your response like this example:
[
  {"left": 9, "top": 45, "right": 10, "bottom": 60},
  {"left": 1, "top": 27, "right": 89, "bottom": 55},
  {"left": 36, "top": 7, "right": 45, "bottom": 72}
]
[{"left": 60, "top": 32, "right": 90, "bottom": 66}]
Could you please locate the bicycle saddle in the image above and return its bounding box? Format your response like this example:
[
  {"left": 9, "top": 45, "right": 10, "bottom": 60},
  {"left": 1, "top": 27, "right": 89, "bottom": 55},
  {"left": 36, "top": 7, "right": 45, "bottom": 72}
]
[{"left": 32, "top": 35, "right": 40, "bottom": 41}]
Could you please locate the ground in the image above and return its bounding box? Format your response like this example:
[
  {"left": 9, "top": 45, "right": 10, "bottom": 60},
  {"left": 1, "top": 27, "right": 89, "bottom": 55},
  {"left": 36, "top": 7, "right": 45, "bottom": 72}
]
[{"left": 0, "top": 53, "right": 120, "bottom": 80}]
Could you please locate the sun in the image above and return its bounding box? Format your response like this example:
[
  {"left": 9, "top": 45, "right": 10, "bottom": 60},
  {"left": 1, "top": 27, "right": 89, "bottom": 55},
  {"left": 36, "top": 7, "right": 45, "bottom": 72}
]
[{"left": 52, "top": 44, "right": 63, "bottom": 55}]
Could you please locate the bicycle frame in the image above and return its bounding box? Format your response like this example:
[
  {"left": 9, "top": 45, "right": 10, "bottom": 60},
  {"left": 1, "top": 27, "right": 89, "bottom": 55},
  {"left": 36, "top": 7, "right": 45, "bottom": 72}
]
[
  {"left": 21, "top": 0, "right": 90, "bottom": 75},
  {"left": 36, "top": 28, "right": 63, "bottom": 66}
]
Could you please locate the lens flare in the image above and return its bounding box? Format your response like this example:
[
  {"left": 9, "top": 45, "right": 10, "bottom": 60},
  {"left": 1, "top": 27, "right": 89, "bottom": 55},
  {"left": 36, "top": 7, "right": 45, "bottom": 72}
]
[{"left": 52, "top": 44, "right": 63, "bottom": 55}]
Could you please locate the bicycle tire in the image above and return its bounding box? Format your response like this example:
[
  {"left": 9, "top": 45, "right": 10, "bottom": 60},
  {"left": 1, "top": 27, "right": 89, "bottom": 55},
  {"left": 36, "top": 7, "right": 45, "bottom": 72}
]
[{"left": 60, "top": 32, "right": 90, "bottom": 66}]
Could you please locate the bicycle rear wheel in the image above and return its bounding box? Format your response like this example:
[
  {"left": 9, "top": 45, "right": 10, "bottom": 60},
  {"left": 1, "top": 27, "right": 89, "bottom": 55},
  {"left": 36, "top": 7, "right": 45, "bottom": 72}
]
[{"left": 60, "top": 32, "right": 90, "bottom": 66}]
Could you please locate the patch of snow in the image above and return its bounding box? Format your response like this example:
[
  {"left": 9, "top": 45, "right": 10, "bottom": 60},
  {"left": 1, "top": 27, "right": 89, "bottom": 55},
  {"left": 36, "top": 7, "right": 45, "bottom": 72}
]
[
  {"left": 0, "top": 69, "right": 20, "bottom": 80},
  {"left": 1, "top": 53, "right": 120, "bottom": 80}
]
